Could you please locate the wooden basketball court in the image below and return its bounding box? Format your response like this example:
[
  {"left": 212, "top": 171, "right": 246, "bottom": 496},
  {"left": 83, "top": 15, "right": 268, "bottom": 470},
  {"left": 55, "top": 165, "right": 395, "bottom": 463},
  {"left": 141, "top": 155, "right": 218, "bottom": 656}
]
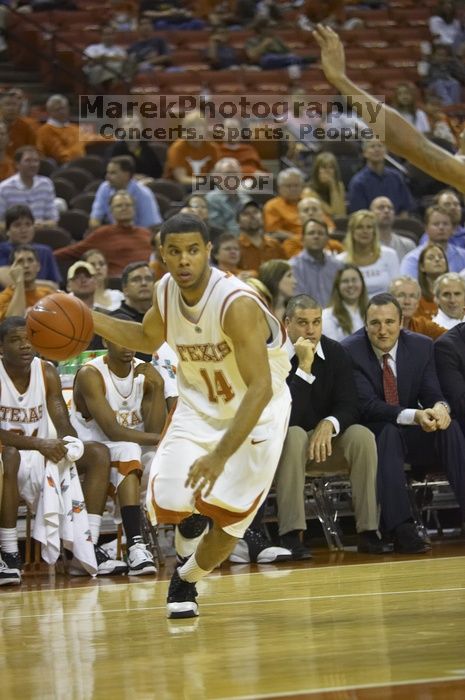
[{"left": 2, "top": 545, "right": 465, "bottom": 699}]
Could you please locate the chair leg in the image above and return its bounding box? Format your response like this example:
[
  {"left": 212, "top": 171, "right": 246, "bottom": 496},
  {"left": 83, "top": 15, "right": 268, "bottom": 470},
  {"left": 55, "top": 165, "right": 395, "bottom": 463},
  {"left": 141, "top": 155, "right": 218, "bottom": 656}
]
[
  {"left": 25, "top": 507, "right": 32, "bottom": 565},
  {"left": 309, "top": 478, "right": 344, "bottom": 551},
  {"left": 141, "top": 508, "right": 165, "bottom": 567}
]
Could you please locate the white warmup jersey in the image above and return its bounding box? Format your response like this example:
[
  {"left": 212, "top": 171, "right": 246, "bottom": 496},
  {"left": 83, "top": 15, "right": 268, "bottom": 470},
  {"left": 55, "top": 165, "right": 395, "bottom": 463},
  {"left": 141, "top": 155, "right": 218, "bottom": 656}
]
[
  {"left": 71, "top": 355, "right": 145, "bottom": 443},
  {"left": 156, "top": 268, "right": 291, "bottom": 421},
  {"left": 0, "top": 357, "right": 50, "bottom": 439}
]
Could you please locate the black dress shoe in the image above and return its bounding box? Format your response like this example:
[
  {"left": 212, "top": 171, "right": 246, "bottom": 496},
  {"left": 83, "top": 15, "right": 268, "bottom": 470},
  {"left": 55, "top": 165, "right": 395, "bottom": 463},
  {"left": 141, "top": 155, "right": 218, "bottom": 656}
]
[
  {"left": 280, "top": 531, "right": 312, "bottom": 560},
  {"left": 357, "top": 531, "right": 393, "bottom": 555},
  {"left": 393, "top": 522, "right": 431, "bottom": 554}
]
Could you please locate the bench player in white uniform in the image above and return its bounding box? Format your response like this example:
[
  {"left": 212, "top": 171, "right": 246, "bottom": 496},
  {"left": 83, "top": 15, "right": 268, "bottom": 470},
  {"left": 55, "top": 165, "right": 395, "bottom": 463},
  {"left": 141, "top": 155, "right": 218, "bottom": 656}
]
[
  {"left": 71, "top": 330, "right": 166, "bottom": 575},
  {"left": 0, "top": 316, "right": 126, "bottom": 578},
  {"left": 92, "top": 212, "right": 292, "bottom": 618}
]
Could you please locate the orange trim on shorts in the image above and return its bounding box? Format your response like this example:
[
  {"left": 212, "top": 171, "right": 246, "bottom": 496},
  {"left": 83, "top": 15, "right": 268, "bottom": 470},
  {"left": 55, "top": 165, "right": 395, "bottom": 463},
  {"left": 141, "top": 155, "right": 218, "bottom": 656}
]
[
  {"left": 111, "top": 459, "right": 141, "bottom": 476},
  {"left": 149, "top": 475, "right": 191, "bottom": 524},
  {"left": 195, "top": 491, "right": 263, "bottom": 527}
]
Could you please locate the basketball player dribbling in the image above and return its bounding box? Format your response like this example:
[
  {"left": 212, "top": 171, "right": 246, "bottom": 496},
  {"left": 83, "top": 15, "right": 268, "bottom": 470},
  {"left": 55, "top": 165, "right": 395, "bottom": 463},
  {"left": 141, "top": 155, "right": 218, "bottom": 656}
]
[
  {"left": 92, "top": 213, "right": 292, "bottom": 618},
  {"left": 313, "top": 25, "right": 465, "bottom": 191}
]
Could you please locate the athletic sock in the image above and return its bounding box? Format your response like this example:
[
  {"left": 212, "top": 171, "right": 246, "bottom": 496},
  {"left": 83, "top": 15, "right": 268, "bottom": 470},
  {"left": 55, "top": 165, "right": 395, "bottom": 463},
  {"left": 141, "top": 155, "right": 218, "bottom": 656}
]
[
  {"left": 88, "top": 514, "right": 102, "bottom": 546},
  {"left": 121, "top": 505, "right": 141, "bottom": 549},
  {"left": 178, "top": 554, "right": 210, "bottom": 583},
  {"left": 0, "top": 527, "right": 18, "bottom": 553}
]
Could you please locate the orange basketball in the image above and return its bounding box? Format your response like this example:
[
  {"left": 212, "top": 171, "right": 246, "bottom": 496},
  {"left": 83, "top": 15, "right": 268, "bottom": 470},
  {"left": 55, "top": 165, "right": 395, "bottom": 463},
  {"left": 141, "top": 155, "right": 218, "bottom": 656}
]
[{"left": 26, "top": 293, "right": 94, "bottom": 361}]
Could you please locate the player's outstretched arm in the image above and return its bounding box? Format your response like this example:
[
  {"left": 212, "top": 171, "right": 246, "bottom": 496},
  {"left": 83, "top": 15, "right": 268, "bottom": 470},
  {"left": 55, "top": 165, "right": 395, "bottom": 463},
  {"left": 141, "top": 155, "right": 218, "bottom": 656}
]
[
  {"left": 313, "top": 24, "right": 465, "bottom": 192},
  {"left": 92, "top": 294, "right": 164, "bottom": 355},
  {"left": 186, "top": 297, "right": 273, "bottom": 497}
]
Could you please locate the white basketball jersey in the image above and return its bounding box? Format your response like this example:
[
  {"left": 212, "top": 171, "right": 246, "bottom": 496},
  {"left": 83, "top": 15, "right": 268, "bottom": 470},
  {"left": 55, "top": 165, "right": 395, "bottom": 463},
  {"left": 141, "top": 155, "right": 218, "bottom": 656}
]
[
  {"left": 71, "top": 355, "right": 146, "bottom": 442},
  {"left": 0, "top": 357, "right": 50, "bottom": 438},
  {"left": 156, "top": 268, "right": 291, "bottom": 420}
]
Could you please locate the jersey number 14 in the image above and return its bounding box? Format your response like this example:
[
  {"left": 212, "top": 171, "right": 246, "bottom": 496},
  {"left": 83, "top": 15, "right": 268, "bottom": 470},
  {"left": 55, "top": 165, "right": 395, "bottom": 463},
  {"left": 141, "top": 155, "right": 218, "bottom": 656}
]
[{"left": 199, "top": 369, "right": 235, "bottom": 403}]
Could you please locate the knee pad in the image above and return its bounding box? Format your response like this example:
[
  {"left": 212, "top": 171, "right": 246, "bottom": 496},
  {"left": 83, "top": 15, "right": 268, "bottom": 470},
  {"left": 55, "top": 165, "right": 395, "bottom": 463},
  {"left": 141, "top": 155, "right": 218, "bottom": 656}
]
[{"left": 178, "top": 514, "right": 211, "bottom": 539}]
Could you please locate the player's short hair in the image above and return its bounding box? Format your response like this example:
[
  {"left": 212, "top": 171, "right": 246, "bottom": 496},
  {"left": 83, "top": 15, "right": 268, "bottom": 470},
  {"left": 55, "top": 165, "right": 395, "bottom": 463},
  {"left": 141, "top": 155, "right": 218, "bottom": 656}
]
[
  {"left": 9, "top": 244, "right": 39, "bottom": 264},
  {"left": 285, "top": 294, "right": 321, "bottom": 320},
  {"left": 0, "top": 316, "right": 26, "bottom": 342},
  {"left": 5, "top": 205, "right": 34, "bottom": 229},
  {"left": 121, "top": 261, "right": 153, "bottom": 288},
  {"left": 365, "top": 292, "right": 402, "bottom": 321},
  {"left": 160, "top": 212, "right": 209, "bottom": 245}
]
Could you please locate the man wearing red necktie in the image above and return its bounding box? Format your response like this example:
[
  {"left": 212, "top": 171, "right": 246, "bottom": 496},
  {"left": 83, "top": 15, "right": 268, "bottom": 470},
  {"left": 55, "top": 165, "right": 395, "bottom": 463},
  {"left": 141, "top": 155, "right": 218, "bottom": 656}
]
[{"left": 342, "top": 293, "right": 465, "bottom": 553}]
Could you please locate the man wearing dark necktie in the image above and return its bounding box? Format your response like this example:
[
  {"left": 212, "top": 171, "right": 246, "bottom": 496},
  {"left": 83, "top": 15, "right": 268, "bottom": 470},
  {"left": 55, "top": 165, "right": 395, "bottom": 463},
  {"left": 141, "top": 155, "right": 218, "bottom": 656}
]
[
  {"left": 274, "top": 294, "right": 384, "bottom": 558},
  {"left": 342, "top": 293, "right": 465, "bottom": 553}
]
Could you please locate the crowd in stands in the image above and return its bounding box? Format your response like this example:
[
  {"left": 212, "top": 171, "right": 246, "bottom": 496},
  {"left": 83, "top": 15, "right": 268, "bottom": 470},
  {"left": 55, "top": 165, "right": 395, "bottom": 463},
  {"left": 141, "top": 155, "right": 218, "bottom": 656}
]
[{"left": 4, "top": 0, "right": 465, "bottom": 583}]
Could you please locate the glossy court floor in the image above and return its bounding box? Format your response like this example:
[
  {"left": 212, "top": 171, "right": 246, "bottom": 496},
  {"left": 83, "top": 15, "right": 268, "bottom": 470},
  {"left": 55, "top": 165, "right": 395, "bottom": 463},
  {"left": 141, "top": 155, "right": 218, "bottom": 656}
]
[{"left": 1, "top": 542, "right": 465, "bottom": 700}]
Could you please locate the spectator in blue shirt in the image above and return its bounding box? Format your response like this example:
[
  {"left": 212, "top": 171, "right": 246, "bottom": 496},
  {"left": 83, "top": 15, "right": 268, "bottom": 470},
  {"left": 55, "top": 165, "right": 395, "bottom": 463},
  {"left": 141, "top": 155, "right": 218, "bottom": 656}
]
[
  {"left": 401, "top": 204, "right": 465, "bottom": 277},
  {"left": 418, "top": 189, "right": 465, "bottom": 249},
  {"left": 348, "top": 140, "right": 414, "bottom": 215},
  {"left": 0, "top": 204, "right": 61, "bottom": 288},
  {"left": 127, "top": 16, "right": 171, "bottom": 73},
  {"left": 89, "top": 155, "right": 162, "bottom": 232}
]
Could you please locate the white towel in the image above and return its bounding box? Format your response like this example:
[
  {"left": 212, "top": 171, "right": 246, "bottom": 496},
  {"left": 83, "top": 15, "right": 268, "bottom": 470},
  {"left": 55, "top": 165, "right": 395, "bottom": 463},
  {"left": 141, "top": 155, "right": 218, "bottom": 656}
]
[{"left": 31, "top": 438, "right": 97, "bottom": 574}]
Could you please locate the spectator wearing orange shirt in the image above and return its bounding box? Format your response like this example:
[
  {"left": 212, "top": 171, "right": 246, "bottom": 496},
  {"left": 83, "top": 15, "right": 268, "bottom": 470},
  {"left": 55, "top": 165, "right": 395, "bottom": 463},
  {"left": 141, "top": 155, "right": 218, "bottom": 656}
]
[
  {"left": 0, "top": 120, "right": 14, "bottom": 182},
  {"left": 0, "top": 90, "right": 36, "bottom": 160},
  {"left": 237, "top": 201, "right": 283, "bottom": 273},
  {"left": 0, "top": 245, "right": 53, "bottom": 320},
  {"left": 36, "top": 95, "right": 86, "bottom": 165},
  {"left": 389, "top": 276, "right": 446, "bottom": 340},
  {"left": 218, "top": 118, "right": 266, "bottom": 174},
  {"left": 164, "top": 111, "right": 220, "bottom": 188}
]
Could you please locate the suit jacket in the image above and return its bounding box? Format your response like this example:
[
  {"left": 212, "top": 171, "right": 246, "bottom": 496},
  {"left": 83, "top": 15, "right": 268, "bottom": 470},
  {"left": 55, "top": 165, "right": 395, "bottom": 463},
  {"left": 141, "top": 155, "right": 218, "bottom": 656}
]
[
  {"left": 434, "top": 322, "right": 465, "bottom": 423},
  {"left": 288, "top": 335, "right": 360, "bottom": 433},
  {"left": 341, "top": 328, "right": 444, "bottom": 425}
]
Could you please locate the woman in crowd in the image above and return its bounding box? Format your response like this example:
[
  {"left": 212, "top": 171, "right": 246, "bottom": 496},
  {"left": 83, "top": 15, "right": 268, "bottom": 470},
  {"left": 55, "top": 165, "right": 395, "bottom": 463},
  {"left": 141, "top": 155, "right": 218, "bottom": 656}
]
[
  {"left": 337, "top": 209, "right": 399, "bottom": 296},
  {"left": 211, "top": 233, "right": 255, "bottom": 281},
  {"left": 303, "top": 151, "right": 347, "bottom": 217},
  {"left": 391, "top": 83, "right": 431, "bottom": 134},
  {"left": 82, "top": 249, "right": 124, "bottom": 311},
  {"left": 416, "top": 242, "right": 449, "bottom": 319},
  {"left": 258, "top": 259, "right": 296, "bottom": 320},
  {"left": 322, "top": 264, "right": 368, "bottom": 341}
]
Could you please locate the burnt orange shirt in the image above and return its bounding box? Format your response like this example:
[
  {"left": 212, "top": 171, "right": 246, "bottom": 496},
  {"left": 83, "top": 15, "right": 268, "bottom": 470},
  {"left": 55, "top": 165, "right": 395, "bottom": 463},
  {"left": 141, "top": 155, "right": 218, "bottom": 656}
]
[
  {"left": 0, "top": 285, "right": 53, "bottom": 320},
  {"left": 218, "top": 143, "right": 264, "bottom": 174},
  {"left": 0, "top": 156, "right": 15, "bottom": 182},
  {"left": 37, "top": 123, "right": 86, "bottom": 164},
  {"left": 6, "top": 117, "right": 37, "bottom": 159},
  {"left": 408, "top": 316, "right": 445, "bottom": 340},
  {"left": 238, "top": 233, "right": 284, "bottom": 272},
  {"left": 164, "top": 140, "right": 220, "bottom": 179},
  {"left": 414, "top": 296, "right": 438, "bottom": 322}
]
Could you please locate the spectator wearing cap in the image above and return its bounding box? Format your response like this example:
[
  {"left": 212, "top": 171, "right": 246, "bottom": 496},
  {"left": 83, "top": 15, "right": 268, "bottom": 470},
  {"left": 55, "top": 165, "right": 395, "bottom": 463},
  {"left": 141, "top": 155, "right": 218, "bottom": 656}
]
[
  {"left": 0, "top": 204, "right": 61, "bottom": 287},
  {"left": 205, "top": 158, "right": 252, "bottom": 235},
  {"left": 237, "top": 201, "right": 284, "bottom": 273},
  {"left": 89, "top": 155, "right": 162, "bottom": 232},
  {"left": 0, "top": 146, "right": 58, "bottom": 233},
  {"left": 55, "top": 190, "right": 152, "bottom": 277},
  {"left": 66, "top": 260, "right": 104, "bottom": 349},
  {"left": 0, "top": 244, "right": 54, "bottom": 320}
]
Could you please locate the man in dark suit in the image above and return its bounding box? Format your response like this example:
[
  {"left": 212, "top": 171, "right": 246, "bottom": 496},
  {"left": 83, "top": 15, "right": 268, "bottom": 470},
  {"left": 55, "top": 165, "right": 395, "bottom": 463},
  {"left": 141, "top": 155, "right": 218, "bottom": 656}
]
[
  {"left": 435, "top": 322, "right": 465, "bottom": 433},
  {"left": 342, "top": 293, "right": 465, "bottom": 552},
  {"left": 275, "top": 294, "right": 383, "bottom": 558}
]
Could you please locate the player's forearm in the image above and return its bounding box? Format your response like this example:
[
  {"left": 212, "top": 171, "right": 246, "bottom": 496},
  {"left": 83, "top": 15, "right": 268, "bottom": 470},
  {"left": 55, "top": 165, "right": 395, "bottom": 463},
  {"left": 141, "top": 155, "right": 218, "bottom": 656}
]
[
  {"left": 212, "top": 381, "right": 273, "bottom": 462},
  {"left": 5, "top": 285, "right": 25, "bottom": 318},
  {"left": 92, "top": 310, "right": 157, "bottom": 354},
  {"left": 330, "top": 74, "right": 425, "bottom": 159}
]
